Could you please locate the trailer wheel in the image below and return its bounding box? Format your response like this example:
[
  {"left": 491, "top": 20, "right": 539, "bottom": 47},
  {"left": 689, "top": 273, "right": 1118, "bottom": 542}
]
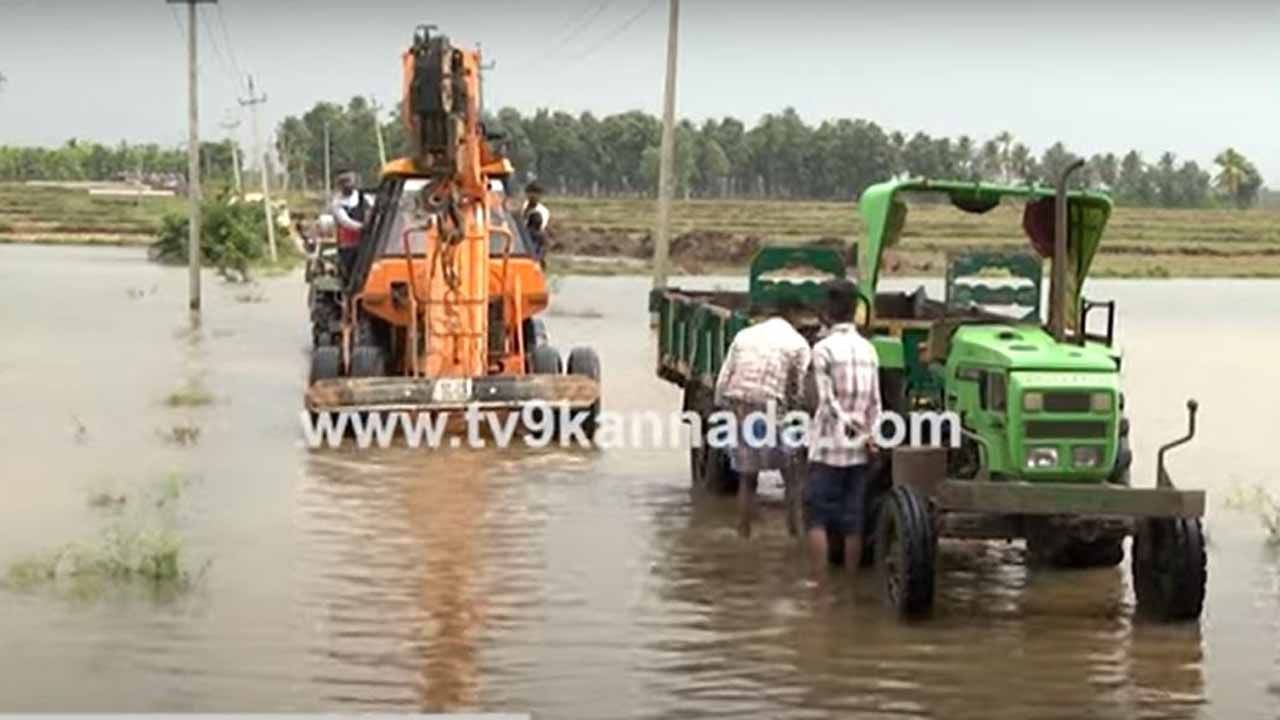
[
  {"left": 875, "top": 485, "right": 936, "bottom": 617},
  {"left": 567, "top": 347, "right": 601, "bottom": 439},
  {"left": 1133, "top": 517, "right": 1206, "bottom": 621},
  {"left": 349, "top": 345, "right": 387, "bottom": 378},
  {"left": 529, "top": 345, "right": 562, "bottom": 374},
  {"left": 309, "top": 346, "right": 341, "bottom": 384},
  {"left": 698, "top": 445, "right": 739, "bottom": 496}
]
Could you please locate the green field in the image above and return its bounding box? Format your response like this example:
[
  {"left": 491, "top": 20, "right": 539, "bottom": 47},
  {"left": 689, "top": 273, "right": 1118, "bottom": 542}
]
[{"left": 5, "top": 183, "right": 1279, "bottom": 277}]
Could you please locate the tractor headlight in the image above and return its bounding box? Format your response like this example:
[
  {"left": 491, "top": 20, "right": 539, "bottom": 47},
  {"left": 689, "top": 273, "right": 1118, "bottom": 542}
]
[
  {"left": 1023, "top": 392, "right": 1044, "bottom": 412},
  {"left": 1025, "top": 446, "right": 1059, "bottom": 469},
  {"left": 1071, "top": 446, "right": 1102, "bottom": 468},
  {"left": 1090, "top": 392, "right": 1112, "bottom": 412}
]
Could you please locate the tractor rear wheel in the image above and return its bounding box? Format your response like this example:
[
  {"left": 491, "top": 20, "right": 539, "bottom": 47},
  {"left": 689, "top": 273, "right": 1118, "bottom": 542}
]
[
  {"left": 567, "top": 347, "right": 601, "bottom": 440},
  {"left": 529, "top": 345, "right": 562, "bottom": 374},
  {"left": 349, "top": 345, "right": 387, "bottom": 378},
  {"left": 875, "top": 484, "right": 937, "bottom": 617},
  {"left": 309, "top": 346, "right": 341, "bottom": 384},
  {"left": 1133, "top": 517, "right": 1207, "bottom": 621}
]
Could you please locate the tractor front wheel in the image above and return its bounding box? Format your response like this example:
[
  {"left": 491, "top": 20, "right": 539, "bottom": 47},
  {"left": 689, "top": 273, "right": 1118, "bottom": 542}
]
[
  {"left": 875, "top": 484, "right": 937, "bottom": 618},
  {"left": 1133, "top": 517, "right": 1207, "bottom": 621}
]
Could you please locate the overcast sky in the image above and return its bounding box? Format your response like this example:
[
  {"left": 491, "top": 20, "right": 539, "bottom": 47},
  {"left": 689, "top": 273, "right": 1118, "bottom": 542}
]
[{"left": 0, "top": 0, "right": 1277, "bottom": 181}]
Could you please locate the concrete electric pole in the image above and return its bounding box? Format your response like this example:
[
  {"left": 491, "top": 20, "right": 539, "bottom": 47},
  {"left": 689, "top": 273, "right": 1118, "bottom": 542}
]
[
  {"left": 323, "top": 122, "right": 332, "bottom": 198},
  {"left": 239, "top": 74, "right": 278, "bottom": 263},
  {"left": 371, "top": 96, "right": 388, "bottom": 168},
  {"left": 168, "top": 0, "right": 217, "bottom": 313},
  {"left": 652, "top": 0, "right": 680, "bottom": 301}
]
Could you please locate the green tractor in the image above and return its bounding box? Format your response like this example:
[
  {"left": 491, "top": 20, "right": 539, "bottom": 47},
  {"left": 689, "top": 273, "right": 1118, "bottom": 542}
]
[{"left": 652, "top": 163, "right": 1206, "bottom": 621}]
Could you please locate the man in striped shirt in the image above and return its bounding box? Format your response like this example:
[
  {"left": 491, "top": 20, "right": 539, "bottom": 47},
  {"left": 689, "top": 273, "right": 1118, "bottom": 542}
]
[{"left": 805, "top": 281, "right": 882, "bottom": 579}]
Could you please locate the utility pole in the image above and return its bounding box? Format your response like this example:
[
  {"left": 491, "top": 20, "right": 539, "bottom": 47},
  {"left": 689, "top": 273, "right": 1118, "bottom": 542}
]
[
  {"left": 220, "top": 116, "right": 242, "bottom": 196},
  {"left": 239, "top": 74, "right": 278, "bottom": 263},
  {"left": 652, "top": 0, "right": 680, "bottom": 304},
  {"left": 323, "top": 122, "right": 332, "bottom": 198},
  {"left": 370, "top": 97, "right": 388, "bottom": 168},
  {"left": 477, "top": 42, "right": 495, "bottom": 114},
  {"left": 168, "top": 0, "right": 216, "bottom": 314}
]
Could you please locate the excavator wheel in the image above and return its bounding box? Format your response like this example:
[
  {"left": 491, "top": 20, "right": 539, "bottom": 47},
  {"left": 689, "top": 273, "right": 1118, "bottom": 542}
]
[
  {"left": 529, "top": 345, "right": 562, "bottom": 374},
  {"left": 349, "top": 345, "right": 387, "bottom": 378},
  {"left": 309, "top": 346, "right": 341, "bottom": 384},
  {"left": 567, "top": 347, "right": 601, "bottom": 440}
]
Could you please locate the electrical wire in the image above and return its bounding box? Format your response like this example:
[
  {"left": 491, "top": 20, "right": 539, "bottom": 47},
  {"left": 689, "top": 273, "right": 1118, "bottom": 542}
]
[
  {"left": 548, "top": 0, "right": 615, "bottom": 51},
  {"left": 213, "top": 3, "right": 247, "bottom": 82},
  {"left": 566, "top": 0, "right": 662, "bottom": 62}
]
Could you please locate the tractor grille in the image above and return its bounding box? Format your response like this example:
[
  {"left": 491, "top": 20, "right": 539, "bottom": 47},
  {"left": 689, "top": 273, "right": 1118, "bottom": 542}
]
[
  {"left": 1043, "top": 391, "right": 1092, "bottom": 413},
  {"left": 1025, "top": 420, "right": 1107, "bottom": 439}
]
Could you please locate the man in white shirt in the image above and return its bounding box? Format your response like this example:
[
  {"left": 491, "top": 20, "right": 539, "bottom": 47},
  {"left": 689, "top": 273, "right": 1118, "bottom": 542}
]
[
  {"left": 522, "top": 181, "right": 550, "bottom": 264},
  {"left": 332, "top": 171, "right": 370, "bottom": 279},
  {"left": 714, "top": 304, "right": 811, "bottom": 538}
]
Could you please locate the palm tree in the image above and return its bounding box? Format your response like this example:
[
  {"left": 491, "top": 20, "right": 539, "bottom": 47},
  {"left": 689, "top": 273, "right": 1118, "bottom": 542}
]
[
  {"left": 1214, "top": 148, "right": 1248, "bottom": 198},
  {"left": 995, "top": 130, "right": 1014, "bottom": 182}
]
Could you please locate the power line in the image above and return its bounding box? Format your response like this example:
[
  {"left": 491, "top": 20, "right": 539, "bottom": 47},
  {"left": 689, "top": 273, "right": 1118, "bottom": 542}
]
[
  {"left": 213, "top": 3, "right": 246, "bottom": 82},
  {"left": 548, "top": 0, "right": 615, "bottom": 51},
  {"left": 199, "top": 3, "right": 239, "bottom": 89},
  {"left": 568, "top": 0, "right": 661, "bottom": 61}
]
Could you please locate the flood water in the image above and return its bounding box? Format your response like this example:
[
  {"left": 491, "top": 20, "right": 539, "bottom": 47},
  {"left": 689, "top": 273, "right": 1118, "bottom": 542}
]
[{"left": 1, "top": 244, "right": 1278, "bottom": 718}]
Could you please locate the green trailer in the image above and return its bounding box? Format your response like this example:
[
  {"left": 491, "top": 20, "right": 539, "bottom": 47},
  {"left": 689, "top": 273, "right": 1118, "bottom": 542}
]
[{"left": 651, "top": 165, "right": 1207, "bottom": 621}]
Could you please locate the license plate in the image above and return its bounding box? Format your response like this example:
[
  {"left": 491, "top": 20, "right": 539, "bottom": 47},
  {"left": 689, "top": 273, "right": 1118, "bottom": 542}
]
[{"left": 431, "top": 378, "right": 473, "bottom": 404}]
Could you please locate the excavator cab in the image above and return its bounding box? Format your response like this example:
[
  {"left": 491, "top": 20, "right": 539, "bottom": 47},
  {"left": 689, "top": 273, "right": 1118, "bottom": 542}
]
[{"left": 304, "top": 27, "right": 600, "bottom": 437}]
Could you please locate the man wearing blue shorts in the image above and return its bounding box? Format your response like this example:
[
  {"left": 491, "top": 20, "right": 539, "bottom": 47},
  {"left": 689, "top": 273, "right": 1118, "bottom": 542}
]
[{"left": 805, "top": 281, "right": 882, "bottom": 578}]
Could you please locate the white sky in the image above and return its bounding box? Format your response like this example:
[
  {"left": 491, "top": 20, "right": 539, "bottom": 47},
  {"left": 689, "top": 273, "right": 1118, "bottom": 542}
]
[{"left": 0, "top": 0, "right": 1276, "bottom": 181}]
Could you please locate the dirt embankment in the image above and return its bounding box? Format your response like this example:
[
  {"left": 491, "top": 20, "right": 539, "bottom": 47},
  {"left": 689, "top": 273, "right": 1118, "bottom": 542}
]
[{"left": 549, "top": 225, "right": 848, "bottom": 271}]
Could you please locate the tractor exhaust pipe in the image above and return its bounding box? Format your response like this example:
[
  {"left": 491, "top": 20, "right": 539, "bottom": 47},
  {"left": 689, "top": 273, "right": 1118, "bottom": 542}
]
[{"left": 1050, "top": 158, "right": 1086, "bottom": 342}]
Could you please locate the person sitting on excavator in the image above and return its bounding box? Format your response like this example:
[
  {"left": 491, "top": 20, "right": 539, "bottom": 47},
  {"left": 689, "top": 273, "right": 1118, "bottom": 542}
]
[
  {"left": 332, "top": 170, "right": 370, "bottom": 280},
  {"left": 522, "top": 181, "right": 550, "bottom": 265}
]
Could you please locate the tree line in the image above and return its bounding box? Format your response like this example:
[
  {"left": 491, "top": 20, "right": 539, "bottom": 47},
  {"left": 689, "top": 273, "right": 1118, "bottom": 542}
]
[
  {"left": 0, "top": 139, "right": 240, "bottom": 189},
  {"left": 272, "top": 102, "right": 1264, "bottom": 210},
  {"left": 0, "top": 101, "right": 1266, "bottom": 210}
]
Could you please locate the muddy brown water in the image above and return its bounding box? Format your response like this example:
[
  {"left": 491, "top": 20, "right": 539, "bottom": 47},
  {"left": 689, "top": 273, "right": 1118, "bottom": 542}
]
[{"left": 1, "top": 244, "right": 1278, "bottom": 718}]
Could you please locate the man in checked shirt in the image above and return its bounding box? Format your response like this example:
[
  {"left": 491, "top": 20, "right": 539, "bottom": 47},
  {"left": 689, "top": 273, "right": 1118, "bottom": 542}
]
[
  {"left": 714, "top": 300, "right": 812, "bottom": 539},
  {"left": 805, "top": 281, "right": 882, "bottom": 580}
]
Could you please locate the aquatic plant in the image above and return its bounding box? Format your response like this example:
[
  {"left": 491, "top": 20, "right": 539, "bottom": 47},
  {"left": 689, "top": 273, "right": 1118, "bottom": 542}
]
[
  {"left": 4, "top": 474, "right": 204, "bottom": 596},
  {"left": 164, "top": 383, "right": 214, "bottom": 408},
  {"left": 1223, "top": 483, "right": 1280, "bottom": 544}
]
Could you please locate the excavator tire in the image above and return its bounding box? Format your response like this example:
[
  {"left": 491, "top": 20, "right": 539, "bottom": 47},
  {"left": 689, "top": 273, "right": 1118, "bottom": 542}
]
[
  {"left": 567, "top": 347, "right": 601, "bottom": 440},
  {"left": 529, "top": 345, "right": 562, "bottom": 374},
  {"left": 309, "top": 346, "right": 341, "bottom": 384},
  {"left": 349, "top": 346, "right": 387, "bottom": 378}
]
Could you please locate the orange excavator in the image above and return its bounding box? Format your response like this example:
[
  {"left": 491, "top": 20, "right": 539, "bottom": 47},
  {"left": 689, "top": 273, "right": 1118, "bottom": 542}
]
[{"left": 305, "top": 25, "right": 600, "bottom": 435}]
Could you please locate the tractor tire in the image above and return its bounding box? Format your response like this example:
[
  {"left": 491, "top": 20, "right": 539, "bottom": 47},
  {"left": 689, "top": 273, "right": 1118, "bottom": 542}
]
[
  {"left": 349, "top": 345, "right": 387, "bottom": 378},
  {"left": 309, "top": 346, "right": 341, "bottom": 384},
  {"left": 529, "top": 345, "right": 562, "bottom": 374},
  {"left": 567, "top": 347, "right": 601, "bottom": 440},
  {"left": 875, "top": 484, "right": 937, "bottom": 618},
  {"left": 1133, "top": 517, "right": 1207, "bottom": 621}
]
